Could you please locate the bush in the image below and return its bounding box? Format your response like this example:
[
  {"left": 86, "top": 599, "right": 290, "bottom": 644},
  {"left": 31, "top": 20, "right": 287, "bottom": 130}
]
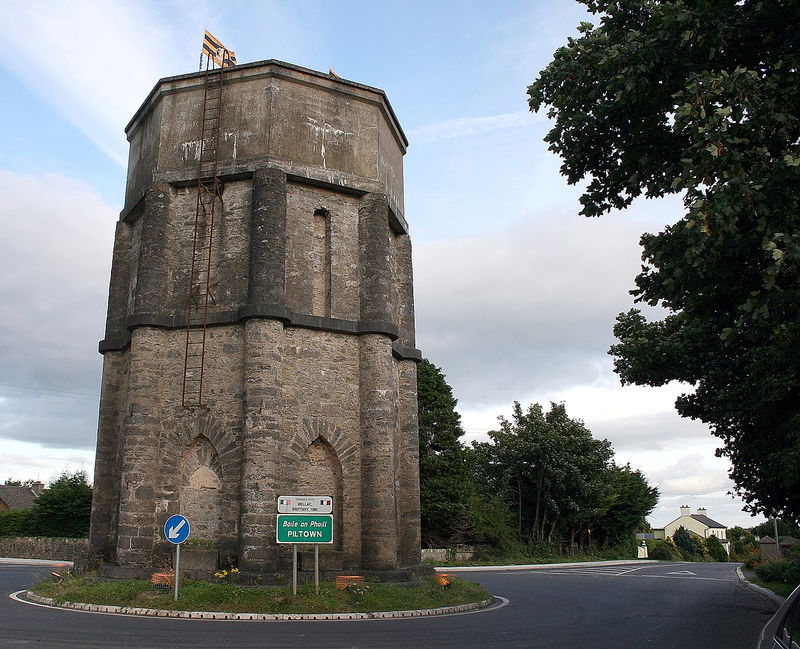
[
  {"left": 29, "top": 471, "right": 92, "bottom": 538},
  {"left": 649, "top": 540, "right": 680, "bottom": 561},
  {"left": 704, "top": 535, "right": 728, "bottom": 562},
  {"left": 755, "top": 559, "right": 800, "bottom": 586},
  {"left": 742, "top": 550, "right": 761, "bottom": 569},
  {"left": 0, "top": 509, "right": 35, "bottom": 536}
]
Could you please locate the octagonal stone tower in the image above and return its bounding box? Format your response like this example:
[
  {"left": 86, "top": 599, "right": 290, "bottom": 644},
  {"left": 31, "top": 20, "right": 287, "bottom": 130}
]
[{"left": 89, "top": 60, "right": 422, "bottom": 577}]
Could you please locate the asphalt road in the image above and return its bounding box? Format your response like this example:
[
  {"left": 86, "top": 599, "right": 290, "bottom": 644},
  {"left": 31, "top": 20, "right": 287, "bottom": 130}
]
[{"left": 1, "top": 561, "right": 778, "bottom": 648}]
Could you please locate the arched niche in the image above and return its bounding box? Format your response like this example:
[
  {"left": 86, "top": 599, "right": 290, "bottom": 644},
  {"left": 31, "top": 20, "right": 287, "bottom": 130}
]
[
  {"left": 295, "top": 437, "right": 344, "bottom": 550},
  {"left": 178, "top": 435, "right": 223, "bottom": 542}
]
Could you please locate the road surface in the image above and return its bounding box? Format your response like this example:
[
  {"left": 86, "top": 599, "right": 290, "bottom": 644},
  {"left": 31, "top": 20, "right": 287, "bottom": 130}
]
[{"left": 0, "top": 560, "right": 777, "bottom": 648}]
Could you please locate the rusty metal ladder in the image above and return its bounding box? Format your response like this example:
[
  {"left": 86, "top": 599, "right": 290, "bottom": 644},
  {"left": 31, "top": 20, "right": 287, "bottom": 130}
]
[{"left": 182, "top": 61, "right": 226, "bottom": 408}]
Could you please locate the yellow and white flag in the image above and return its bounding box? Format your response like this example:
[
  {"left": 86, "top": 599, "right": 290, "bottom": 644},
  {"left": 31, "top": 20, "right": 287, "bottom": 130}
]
[{"left": 201, "top": 30, "right": 236, "bottom": 68}]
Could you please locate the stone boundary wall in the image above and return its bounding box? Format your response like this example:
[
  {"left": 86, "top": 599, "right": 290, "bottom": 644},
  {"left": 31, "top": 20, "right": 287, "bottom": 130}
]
[
  {"left": 0, "top": 537, "right": 91, "bottom": 565},
  {"left": 421, "top": 547, "right": 476, "bottom": 563}
]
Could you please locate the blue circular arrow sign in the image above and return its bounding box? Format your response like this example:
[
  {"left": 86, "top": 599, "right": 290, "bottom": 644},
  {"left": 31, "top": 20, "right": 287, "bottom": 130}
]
[{"left": 164, "top": 514, "right": 190, "bottom": 545}]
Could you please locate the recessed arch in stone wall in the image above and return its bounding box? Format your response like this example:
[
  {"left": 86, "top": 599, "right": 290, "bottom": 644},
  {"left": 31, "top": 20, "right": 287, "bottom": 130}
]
[{"left": 178, "top": 435, "right": 223, "bottom": 542}]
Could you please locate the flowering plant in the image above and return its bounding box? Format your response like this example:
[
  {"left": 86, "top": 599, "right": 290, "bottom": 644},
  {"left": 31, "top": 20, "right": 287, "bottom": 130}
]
[{"left": 213, "top": 567, "right": 240, "bottom": 583}]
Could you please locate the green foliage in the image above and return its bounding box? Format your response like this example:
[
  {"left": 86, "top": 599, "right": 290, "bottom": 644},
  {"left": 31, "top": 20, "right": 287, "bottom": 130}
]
[
  {"left": 472, "top": 402, "right": 657, "bottom": 549},
  {"left": 528, "top": 1, "right": 800, "bottom": 519},
  {"left": 460, "top": 490, "right": 521, "bottom": 553},
  {"left": 649, "top": 540, "right": 680, "bottom": 561},
  {"left": 593, "top": 464, "right": 659, "bottom": 546},
  {"left": 30, "top": 471, "right": 92, "bottom": 538},
  {"left": 489, "top": 402, "right": 614, "bottom": 544},
  {"left": 0, "top": 509, "right": 35, "bottom": 537},
  {"left": 704, "top": 535, "right": 728, "bottom": 562},
  {"left": 728, "top": 525, "right": 758, "bottom": 560},
  {"left": 672, "top": 526, "right": 703, "bottom": 561},
  {"left": 743, "top": 551, "right": 762, "bottom": 570},
  {"left": 3, "top": 478, "right": 35, "bottom": 487},
  {"left": 755, "top": 559, "right": 800, "bottom": 588},
  {"left": 417, "top": 359, "right": 472, "bottom": 546},
  {"left": 751, "top": 519, "right": 800, "bottom": 539}
]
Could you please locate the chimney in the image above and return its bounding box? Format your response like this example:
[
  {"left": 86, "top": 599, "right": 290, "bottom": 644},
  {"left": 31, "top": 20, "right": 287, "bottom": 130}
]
[
  {"left": 30, "top": 481, "right": 45, "bottom": 497},
  {"left": 697, "top": 507, "right": 707, "bottom": 517},
  {"left": 680, "top": 505, "right": 690, "bottom": 517}
]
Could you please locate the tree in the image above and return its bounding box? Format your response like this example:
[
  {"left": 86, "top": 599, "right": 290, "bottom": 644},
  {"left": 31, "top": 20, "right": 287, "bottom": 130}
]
[
  {"left": 489, "top": 402, "right": 614, "bottom": 546},
  {"left": 751, "top": 518, "right": 800, "bottom": 540},
  {"left": 593, "top": 464, "right": 659, "bottom": 546},
  {"left": 30, "top": 471, "right": 92, "bottom": 538},
  {"left": 673, "top": 526, "right": 702, "bottom": 560},
  {"left": 728, "top": 525, "right": 758, "bottom": 561},
  {"left": 416, "top": 359, "right": 471, "bottom": 546},
  {"left": 3, "top": 478, "right": 35, "bottom": 488},
  {"left": 528, "top": 1, "right": 800, "bottom": 518},
  {"left": 704, "top": 534, "right": 728, "bottom": 562}
]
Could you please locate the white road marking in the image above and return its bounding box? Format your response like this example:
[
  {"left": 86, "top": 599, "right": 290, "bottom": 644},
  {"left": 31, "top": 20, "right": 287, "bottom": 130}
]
[{"left": 513, "top": 565, "right": 729, "bottom": 582}]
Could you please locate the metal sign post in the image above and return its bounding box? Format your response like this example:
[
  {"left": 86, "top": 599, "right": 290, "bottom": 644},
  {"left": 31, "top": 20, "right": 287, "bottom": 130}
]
[
  {"left": 292, "top": 544, "right": 298, "bottom": 595},
  {"left": 164, "top": 514, "right": 191, "bottom": 601},
  {"left": 175, "top": 543, "right": 182, "bottom": 601},
  {"left": 314, "top": 544, "right": 319, "bottom": 594}
]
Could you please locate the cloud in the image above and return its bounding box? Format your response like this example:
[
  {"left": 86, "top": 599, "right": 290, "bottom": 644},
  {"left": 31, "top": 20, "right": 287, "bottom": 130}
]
[
  {"left": 0, "top": 169, "right": 115, "bottom": 448},
  {"left": 1, "top": 439, "right": 95, "bottom": 484},
  {"left": 407, "top": 111, "right": 544, "bottom": 143},
  {"left": 414, "top": 210, "right": 647, "bottom": 407},
  {"left": 0, "top": 1, "right": 207, "bottom": 164}
]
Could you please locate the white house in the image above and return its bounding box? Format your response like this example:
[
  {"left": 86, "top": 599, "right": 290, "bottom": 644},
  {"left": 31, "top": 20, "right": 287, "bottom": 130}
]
[{"left": 654, "top": 506, "right": 729, "bottom": 553}]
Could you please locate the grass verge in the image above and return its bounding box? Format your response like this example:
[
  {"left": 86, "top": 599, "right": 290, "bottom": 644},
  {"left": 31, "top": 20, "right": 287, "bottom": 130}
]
[
  {"left": 31, "top": 575, "right": 490, "bottom": 614},
  {"left": 748, "top": 577, "right": 797, "bottom": 599}
]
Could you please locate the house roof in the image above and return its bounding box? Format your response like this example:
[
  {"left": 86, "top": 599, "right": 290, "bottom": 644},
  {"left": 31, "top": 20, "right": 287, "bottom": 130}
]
[
  {"left": 691, "top": 514, "right": 726, "bottom": 529},
  {"left": 760, "top": 536, "right": 800, "bottom": 546},
  {"left": 0, "top": 485, "right": 37, "bottom": 510}
]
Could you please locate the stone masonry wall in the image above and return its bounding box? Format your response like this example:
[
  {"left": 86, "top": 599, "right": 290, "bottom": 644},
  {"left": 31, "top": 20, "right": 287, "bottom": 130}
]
[{"left": 0, "top": 537, "right": 91, "bottom": 566}]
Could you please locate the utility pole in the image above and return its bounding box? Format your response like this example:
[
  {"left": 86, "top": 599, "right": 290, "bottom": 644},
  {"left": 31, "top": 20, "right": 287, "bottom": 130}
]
[{"left": 773, "top": 516, "right": 781, "bottom": 557}]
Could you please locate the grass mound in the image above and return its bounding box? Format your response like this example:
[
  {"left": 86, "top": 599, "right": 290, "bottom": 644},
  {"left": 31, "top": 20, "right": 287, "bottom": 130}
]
[{"left": 31, "top": 575, "right": 490, "bottom": 614}]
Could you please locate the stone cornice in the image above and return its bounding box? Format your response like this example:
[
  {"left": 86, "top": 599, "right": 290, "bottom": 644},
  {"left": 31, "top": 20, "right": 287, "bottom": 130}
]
[{"left": 100, "top": 306, "right": 422, "bottom": 361}]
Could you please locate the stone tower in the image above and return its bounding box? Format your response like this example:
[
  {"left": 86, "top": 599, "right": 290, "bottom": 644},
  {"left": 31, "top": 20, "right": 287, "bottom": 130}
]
[{"left": 89, "top": 60, "right": 422, "bottom": 577}]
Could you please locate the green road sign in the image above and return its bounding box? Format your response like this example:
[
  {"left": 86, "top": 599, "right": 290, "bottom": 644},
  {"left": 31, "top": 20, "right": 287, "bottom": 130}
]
[{"left": 276, "top": 514, "right": 333, "bottom": 544}]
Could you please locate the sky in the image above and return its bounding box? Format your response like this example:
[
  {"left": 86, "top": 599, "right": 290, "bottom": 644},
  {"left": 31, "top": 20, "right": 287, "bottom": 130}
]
[{"left": 0, "top": 0, "right": 765, "bottom": 529}]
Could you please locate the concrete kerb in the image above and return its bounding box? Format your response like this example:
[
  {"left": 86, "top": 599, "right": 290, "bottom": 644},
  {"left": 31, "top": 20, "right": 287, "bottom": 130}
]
[
  {"left": 18, "top": 590, "right": 501, "bottom": 621},
  {"left": 736, "top": 565, "right": 786, "bottom": 606},
  {"left": 0, "top": 558, "right": 75, "bottom": 567},
  {"left": 433, "top": 559, "right": 660, "bottom": 572}
]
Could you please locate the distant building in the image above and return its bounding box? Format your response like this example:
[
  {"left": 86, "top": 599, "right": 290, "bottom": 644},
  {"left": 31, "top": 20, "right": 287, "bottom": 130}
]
[
  {"left": 759, "top": 536, "right": 800, "bottom": 560},
  {"left": 0, "top": 482, "right": 43, "bottom": 511},
  {"left": 653, "top": 506, "right": 730, "bottom": 554}
]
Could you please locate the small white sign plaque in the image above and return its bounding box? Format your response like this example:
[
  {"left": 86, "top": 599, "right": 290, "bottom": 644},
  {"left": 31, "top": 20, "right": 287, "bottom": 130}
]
[{"left": 277, "top": 495, "right": 333, "bottom": 514}]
